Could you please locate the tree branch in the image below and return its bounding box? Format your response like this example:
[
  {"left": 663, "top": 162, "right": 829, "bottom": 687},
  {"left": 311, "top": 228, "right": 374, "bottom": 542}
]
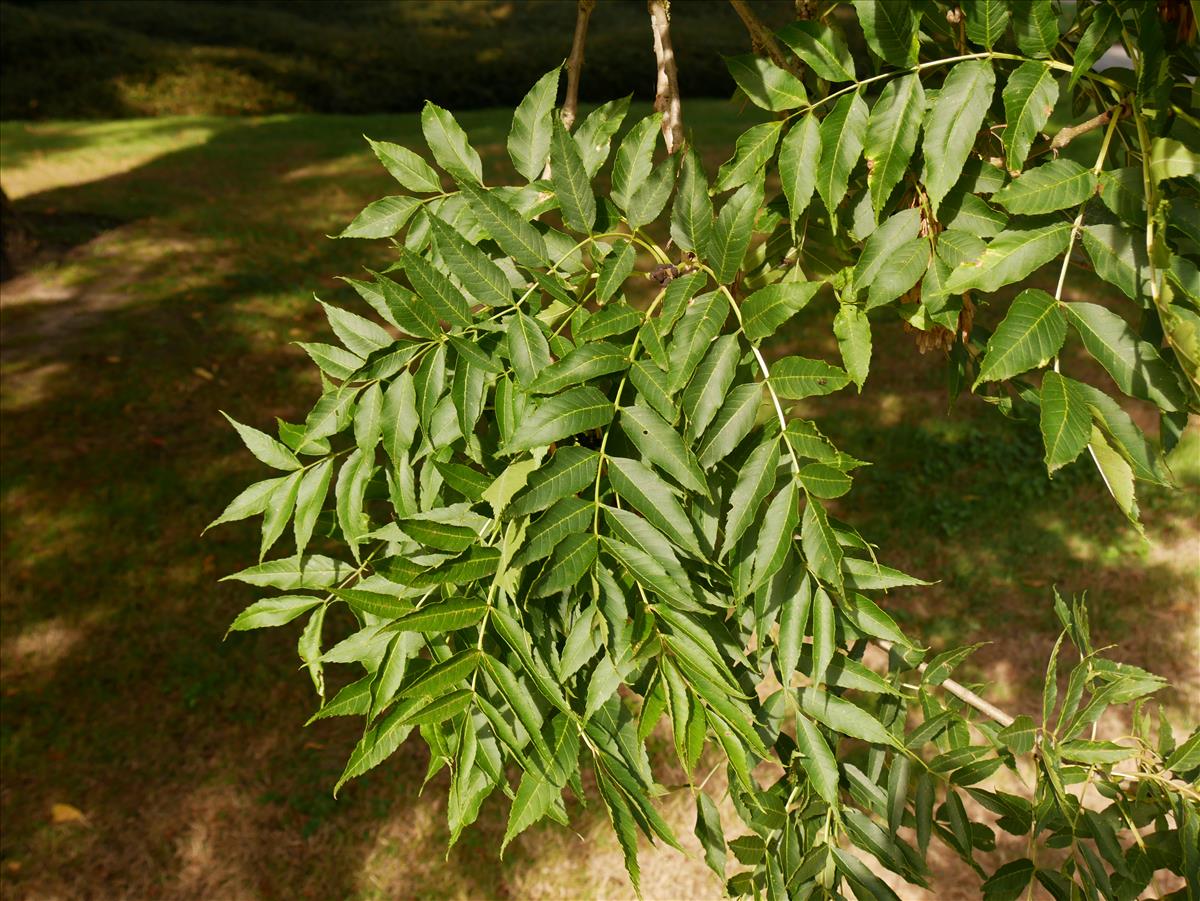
[
  {"left": 648, "top": 0, "right": 684, "bottom": 154},
  {"left": 728, "top": 0, "right": 804, "bottom": 78},
  {"left": 562, "top": 0, "right": 597, "bottom": 132},
  {"left": 876, "top": 639, "right": 1015, "bottom": 727}
]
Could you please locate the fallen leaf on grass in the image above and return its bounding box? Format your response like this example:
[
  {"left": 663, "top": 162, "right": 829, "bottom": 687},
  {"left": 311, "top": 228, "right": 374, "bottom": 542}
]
[{"left": 50, "top": 803, "right": 86, "bottom": 824}]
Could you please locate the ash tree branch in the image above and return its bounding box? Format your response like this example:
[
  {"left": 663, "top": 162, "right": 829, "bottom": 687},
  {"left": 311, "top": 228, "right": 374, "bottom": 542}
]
[
  {"left": 562, "top": 0, "right": 597, "bottom": 132},
  {"left": 648, "top": 0, "right": 684, "bottom": 154},
  {"left": 728, "top": 0, "right": 805, "bottom": 78}
]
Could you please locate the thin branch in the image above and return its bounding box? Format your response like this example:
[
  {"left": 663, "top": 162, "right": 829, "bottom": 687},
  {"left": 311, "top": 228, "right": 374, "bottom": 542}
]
[
  {"left": 876, "top": 639, "right": 1015, "bottom": 727},
  {"left": 728, "top": 0, "right": 805, "bottom": 78},
  {"left": 648, "top": 0, "right": 685, "bottom": 154},
  {"left": 562, "top": 0, "right": 596, "bottom": 132}
]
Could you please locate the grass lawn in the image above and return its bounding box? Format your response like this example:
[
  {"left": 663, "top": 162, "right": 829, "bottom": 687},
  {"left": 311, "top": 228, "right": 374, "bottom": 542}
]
[{"left": 1, "top": 103, "right": 1196, "bottom": 900}]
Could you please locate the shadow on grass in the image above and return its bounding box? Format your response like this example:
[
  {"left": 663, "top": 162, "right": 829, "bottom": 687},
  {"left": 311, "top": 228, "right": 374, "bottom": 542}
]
[{"left": 0, "top": 111, "right": 1196, "bottom": 900}]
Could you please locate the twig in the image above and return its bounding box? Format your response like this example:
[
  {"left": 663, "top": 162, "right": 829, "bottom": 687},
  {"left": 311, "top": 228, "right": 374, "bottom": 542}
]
[
  {"left": 876, "top": 639, "right": 1015, "bottom": 727},
  {"left": 648, "top": 0, "right": 685, "bottom": 154},
  {"left": 728, "top": 0, "right": 805, "bottom": 78},
  {"left": 562, "top": 0, "right": 597, "bottom": 132},
  {"left": 1045, "top": 104, "right": 1125, "bottom": 155}
]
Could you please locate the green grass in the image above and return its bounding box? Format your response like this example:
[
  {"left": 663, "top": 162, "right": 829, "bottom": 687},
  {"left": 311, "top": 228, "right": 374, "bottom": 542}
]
[{"left": 1, "top": 106, "right": 1197, "bottom": 900}]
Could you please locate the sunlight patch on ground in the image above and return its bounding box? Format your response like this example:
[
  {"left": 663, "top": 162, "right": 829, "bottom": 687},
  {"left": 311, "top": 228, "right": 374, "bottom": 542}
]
[
  {"left": 0, "top": 119, "right": 227, "bottom": 198},
  {"left": 1, "top": 616, "right": 89, "bottom": 680}
]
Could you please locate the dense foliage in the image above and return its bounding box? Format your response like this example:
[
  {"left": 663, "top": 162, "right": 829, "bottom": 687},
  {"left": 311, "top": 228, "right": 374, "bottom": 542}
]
[{"left": 211, "top": 1, "right": 1200, "bottom": 897}]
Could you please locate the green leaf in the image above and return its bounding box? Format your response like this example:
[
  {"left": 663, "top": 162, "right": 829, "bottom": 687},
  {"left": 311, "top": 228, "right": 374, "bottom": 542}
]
[
  {"left": 533, "top": 533, "right": 596, "bottom": 599},
  {"left": 596, "top": 770, "right": 642, "bottom": 893},
  {"left": 294, "top": 459, "right": 333, "bottom": 557},
  {"left": 942, "top": 192, "right": 1008, "bottom": 236},
  {"left": 922, "top": 60, "right": 996, "bottom": 217},
  {"left": 742, "top": 281, "right": 821, "bottom": 342},
  {"left": 725, "top": 55, "right": 806, "bottom": 112},
  {"left": 422, "top": 101, "right": 483, "bottom": 184},
  {"left": 297, "top": 342, "right": 363, "bottom": 380},
  {"left": 963, "top": 0, "right": 1011, "bottom": 49},
  {"left": 1150, "top": 137, "right": 1200, "bottom": 184},
  {"left": 400, "top": 648, "right": 481, "bottom": 701},
  {"left": 1098, "top": 167, "right": 1147, "bottom": 227},
  {"left": 771, "top": 356, "right": 851, "bottom": 399},
  {"left": 810, "top": 585, "right": 835, "bottom": 686},
  {"left": 670, "top": 148, "right": 714, "bottom": 256},
  {"left": 1039, "top": 371, "right": 1092, "bottom": 473},
  {"left": 833, "top": 304, "right": 871, "bottom": 390},
  {"left": 1070, "top": 4, "right": 1120, "bottom": 90},
  {"left": 1088, "top": 425, "right": 1140, "bottom": 526},
  {"left": 206, "top": 476, "right": 287, "bottom": 532},
  {"left": 696, "top": 383, "right": 762, "bottom": 470},
  {"left": 337, "top": 195, "right": 421, "bottom": 239},
  {"left": 716, "top": 121, "right": 783, "bottom": 193},
  {"left": 1075, "top": 383, "right": 1171, "bottom": 485},
  {"left": 666, "top": 292, "right": 730, "bottom": 393},
  {"left": 333, "top": 700, "right": 416, "bottom": 795},
  {"left": 335, "top": 446, "right": 373, "bottom": 561},
  {"left": 390, "top": 597, "right": 487, "bottom": 633},
  {"left": 795, "top": 712, "right": 840, "bottom": 807},
  {"left": 620, "top": 403, "right": 707, "bottom": 496},
  {"left": 457, "top": 181, "right": 549, "bottom": 268},
  {"left": 611, "top": 114, "right": 661, "bottom": 212},
  {"left": 853, "top": 208, "right": 921, "bottom": 294},
  {"left": 427, "top": 215, "right": 512, "bottom": 308},
  {"left": 1065, "top": 302, "right": 1187, "bottom": 411},
  {"left": 798, "top": 463, "right": 851, "bottom": 499},
  {"left": 308, "top": 675, "right": 372, "bottom": 724},
  {"left": 994, "top": 159, "right": 1095, "bottom": 215},
  {"left": 865, "top": 238, "right": 928, "bottom": 309},
  {"left": 1081, "top": 222, "right": 1151, "bottom": 302},
  {"left": 223, "top": 555, "right": 353, "bottom": 590},
  {"left": 550, "top": 117, "right": 596, "bottom": 233},
  {"left": 722, "top": 438, "right": 780, "bottom": 558},
  {"left": 816, "top": 91, "right": 869, "bottom": 225},
  {"left": 380, "top": 371, "right": 418, "bottom": 465},
  {"left": 228, "top": 595, "right": 324, "bottom": 633},
  {"left": 974, "top": 289, "right": 1066, "bottom": 385},
  {"left": 400, "top": 518, "right": 477, "bottom": 553},
  {"left": 508, "top": 66, "right": 560, "bottom": 182},
  {"left": 596, "top": 241, "right": 636, "bottom": 304},
  {"left": 943, "top": 222, "right": 1072, "bottom": 294},
  {"left": 864, "top": 75, "right": 925, "bottom": 217},
  {"left": 332, "top": 589, "right": 413, "bottom": 619},
  {"left": 602, "top": 536, "right": 697, "bottom": 611},
  {"left": 998, "top": 715, "right": 1037, "bottom": 756},
  {"left": 750, "top": 480, "right": 798, "bottom": 592},
  {"left": 573, "top": 95, "right": 631, "bottom": 178},
  {"left": 505, "top": 387, "right": 614, "bottom": 455},
  {"left": 320, "top": 299, "right": 395, "bottom": 356},
  {"left": 708, "top": 174, "right": 764, "bottom": 284},
  {"left": 353, "top": 383, "right": 383, "bottom": 453},
  {"left": 530, "top": 342, "right": 626, "bottom": 395},
  {"left": 1013, "top": 0, "right": 1058, "bottom": 57},
  {"left": 842, "top": 558, "right": 928, "bottom": 591},
  {"left": 607, "top": 456, "right": 702, "bottom": 558},
  {"left": 503, "top": 767, "right": 564, "bottom": 853},
  {"left": 799, "top": 687, "right": 901, "bottom": 748},
  {"left": 801, "top": 498, "right": 843, "bottom": 597},
  {"left": 778, "top": 20, "right": 855, "bottom": 82},
  {"left": 776, "top": 566, "right": 811, "bottom": 682},
  {"left": 854, "top": 0, "right": 918, "bottom": 67},
  {"left": 507, "top": 312, "right": 552, "bottom": 389},
  {"left": 508, "top": 447, "right": 599, "bottom": 519},
  {"left": 681, "top": 335, "right": 739, "bottom": 441},
  {"left": 778, "top": 113, "right": 821, "bottom": 223},
  {"left": 373, "top": 274, "right": 441, "bottom": 339},
  {"left": 982, "top": 859, "right": 1035, "bottom": 901},
  {"left": 515, "top": 497, "right": 591, "bottom": 567},
  {"left": 399, "top": 248, "right": 471, "bottom": 330},
  {"left": 624, "top": 154, "right": 678, "bottom": 230},
  {"left": 694, "top": 792, "right": 726, "bottom": 878},
  {"left": 366, "top": 138, "right": 442, "bottom": 192},
  {"left": 223, "top": 412, "right": 301, "bottom": 471},
  {"left": 1001, "top": 62, "right": 1059, "bottom": 172}
]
